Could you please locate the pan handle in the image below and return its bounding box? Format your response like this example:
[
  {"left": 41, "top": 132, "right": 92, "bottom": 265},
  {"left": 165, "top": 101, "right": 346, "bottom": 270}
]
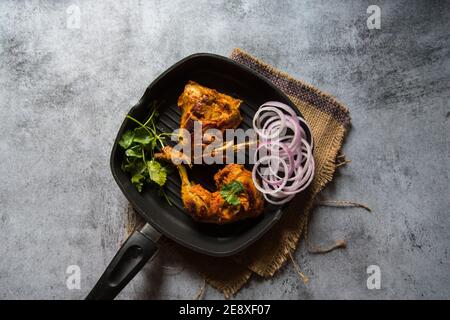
[{"left": 86, "top": 223, "right": 160, "bottom": 300}]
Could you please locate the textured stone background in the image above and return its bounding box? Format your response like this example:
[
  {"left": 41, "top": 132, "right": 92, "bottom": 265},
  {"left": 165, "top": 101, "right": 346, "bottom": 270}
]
[{"left": 0, "top": 0, "right": 449, "bottom": 299}]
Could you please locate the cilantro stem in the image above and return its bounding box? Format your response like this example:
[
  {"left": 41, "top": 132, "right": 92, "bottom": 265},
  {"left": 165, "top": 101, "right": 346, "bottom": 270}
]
[
  {"left": 159, "top": 132, "right": 176, "bottom": 136},
  {"left": 126, "top": 115, "right": 153, "bottom": 136},
  {"left": 143, "top": 107, "right": 157, "bottom": 127},
  {"left": 161, "top": 188, "right": 173, "bottom": 206}
]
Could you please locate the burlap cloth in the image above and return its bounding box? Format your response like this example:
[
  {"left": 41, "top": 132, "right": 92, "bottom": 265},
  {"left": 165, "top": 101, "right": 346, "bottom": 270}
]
[{"left": 124, "top": 48, "right": 351, "bottom": 298}]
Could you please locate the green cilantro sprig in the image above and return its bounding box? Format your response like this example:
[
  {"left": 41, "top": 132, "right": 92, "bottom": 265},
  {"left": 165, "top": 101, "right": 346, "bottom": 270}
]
[
  {"left": 220, "top": 181, "right": 244, "bottom": 206},
  {"left": 119, "top": 104, "right": 173, "bottom": 205}
]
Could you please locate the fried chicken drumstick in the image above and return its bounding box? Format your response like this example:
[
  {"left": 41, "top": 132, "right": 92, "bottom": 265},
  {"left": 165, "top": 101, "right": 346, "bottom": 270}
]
[{"left": 176, "top": 163, "right": 264, "bottom": 224}]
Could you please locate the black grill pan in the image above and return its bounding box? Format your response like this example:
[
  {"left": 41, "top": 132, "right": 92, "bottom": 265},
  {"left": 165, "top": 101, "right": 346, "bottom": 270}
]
[{"left": 86, "top": 53, "right": 312, "bottom": 299}]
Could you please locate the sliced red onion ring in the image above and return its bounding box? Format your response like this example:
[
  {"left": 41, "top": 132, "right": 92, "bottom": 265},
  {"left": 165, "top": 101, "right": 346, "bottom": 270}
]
[
  {"left": 252, "top": 101, "right": 315, "bottom": 205},
  {"left": 255, "top": 141, "right": 294, "bottom": 178},
  {"left": 252, "top": 155, "right": 289, "bottom": 195},
  {"left": 253, "top": 106, "right": 286, "bottom": 140}
]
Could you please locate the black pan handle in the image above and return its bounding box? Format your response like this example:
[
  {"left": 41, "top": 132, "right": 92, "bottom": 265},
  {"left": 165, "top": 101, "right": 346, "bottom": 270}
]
[{"left": 86, "top": 223, "right": 160, "bottom": 300}]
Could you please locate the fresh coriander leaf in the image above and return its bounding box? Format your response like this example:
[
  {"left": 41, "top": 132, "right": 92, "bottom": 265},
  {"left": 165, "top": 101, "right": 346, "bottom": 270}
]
[
  {"left": 120, "top": 102, "right": 172, "bottom": 204},
  {"left": 121, "top": 160, "right": 134, "bottom": 172},
  {"left": 119, "top": 130, "right": 134, "bottom": 149},
  {"left": 133, "top": 127, "right": 152, "bottom": 145},
  {"left": 130, "top": 159, "right": 147, "bottom": 176},
  {"left": 220, "top": 181, "right": 244, "bottom": 206},
  {"left": 125, "top": 145, "right": 143, "bottom": 158},
  {"left": 147, "top": 160, "right": 167, "bottom": 187},
  {"left": 131, "top": 173, "right": 145, "bottom": 192},
  {"left": 221, "top": 181, "right": 245, "bottom": 195}
]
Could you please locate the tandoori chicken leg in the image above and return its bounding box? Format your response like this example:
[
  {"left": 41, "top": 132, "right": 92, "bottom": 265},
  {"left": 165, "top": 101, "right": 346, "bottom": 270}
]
[{"left": 175, "top": 163, "right": 264, "bottom": 224}]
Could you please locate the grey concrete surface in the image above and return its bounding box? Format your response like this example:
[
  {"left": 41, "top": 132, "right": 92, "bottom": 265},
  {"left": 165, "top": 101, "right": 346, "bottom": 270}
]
[{"left": 0, "top": 0, "right": 449, "bottom": 299}]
